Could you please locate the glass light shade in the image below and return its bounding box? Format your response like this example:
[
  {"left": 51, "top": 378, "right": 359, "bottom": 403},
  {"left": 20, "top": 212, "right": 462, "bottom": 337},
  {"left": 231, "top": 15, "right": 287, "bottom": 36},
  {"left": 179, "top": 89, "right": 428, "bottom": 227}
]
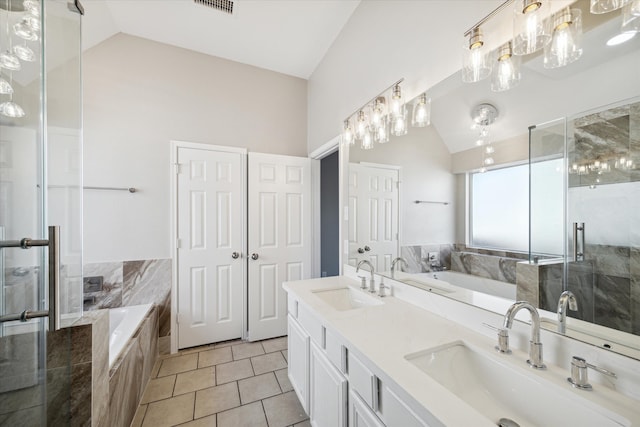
[
  {"left": 462, "top": 28, "right": 492, "bottom": 83},
  {"left": 13, "top": 44, "right": 35, "bottom": 62},
  {"left": 622, "top": 2, "right": 640, "bottom": 33},
  {"left": 630, "top": 0, "right": 640, "bottom": 16},
  {"left": 342, "top": 120, "right": 354, "bottom": 145},
  {"left": 14, "top": 20, "right": 39, "bottom": 41},
  {"left": 391, "top": 107, "right": 408, "bottom": 136},
  {"left": 0, "top": 100, "right": 25, "bottom": 118},
  {"left": 491, "top": 43, "right": 522, "bottom": 92},
  {"left": 374, "top": 118, "right": 390, "bottom": 144},
  {"left": 23, "top": 0, "right": 41, "bottom": 17},
  {"left": 370, "top": 97, "right": 386, "bottom": 127},
  {"left": 355, "top": 110, "right": 368, "bottom": 140},
  {"left": 411, "top": 94, "right": 431, "bottom": 127},
  {"left": 544, "top": 8, "right": 583, "bottom": 69},
  {"left": 513, "top": 0, "right": 551, "bottom": 55},
  {"left": 590, "top": 0, "right": 631, "bottom": 13},
  {"left": 361, "top": 127, "right": 374, "bottom": 150},
  {"left": 0, "top": 76, "right": 13, "bottom": 94},
  {"left": 0, "top": 51, "right": 21, "bottom": 71},
  {"left": 389, "top": 84, "right": 404, "bottom": 118}
]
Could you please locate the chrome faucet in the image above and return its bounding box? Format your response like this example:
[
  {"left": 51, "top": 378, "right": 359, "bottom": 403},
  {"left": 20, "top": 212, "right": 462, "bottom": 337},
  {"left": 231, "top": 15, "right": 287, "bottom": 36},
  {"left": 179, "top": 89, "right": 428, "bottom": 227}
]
[
  {"left": 557, "top": 290, "right": 578, "bottom": 334},
  {"left": 503, "top": 301, "right": 546, "bottom": 369},
  {"left": 356, "top": 260, "right": 376, "bottom": 293},
  {"left": 390, "top": 257, "right": 408, "bottom": 279}
]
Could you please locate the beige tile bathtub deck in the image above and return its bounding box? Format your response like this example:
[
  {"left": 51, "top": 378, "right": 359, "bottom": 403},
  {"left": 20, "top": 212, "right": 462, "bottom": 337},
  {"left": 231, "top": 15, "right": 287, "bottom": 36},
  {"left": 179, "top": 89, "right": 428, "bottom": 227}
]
[{"left": 133, "top": 336, "right": 308, "bottom": 427}]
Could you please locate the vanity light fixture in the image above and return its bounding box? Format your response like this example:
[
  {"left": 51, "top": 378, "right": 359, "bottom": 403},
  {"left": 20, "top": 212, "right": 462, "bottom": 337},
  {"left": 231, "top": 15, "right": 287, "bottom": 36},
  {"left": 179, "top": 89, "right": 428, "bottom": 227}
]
[
  {"left": 513, "top": 0, "right": 551, "bottom": 55},
  {"left": 389, "top": 84, "right": 404, "bottom": 118},
  {"left": 491, "top": 41, "right": 521, "bottom": 92},
  {"left": 354, "top": 110, "right": 368, "bottom": 140},
  {"left": 608, "top": 1, "right": 640, "bottom": 44},
  {"left": 374, "top": 117, "right": 390, "bottom": 143},
  {"left": 391, "top": 105, "right": 408, "bottom": 136},
  {"left": 590, "top": 0, "right": 631, "bottom": 14},
  {"left": 462, "top": 27, "right": 492, "bottom": 83},
  {"left": 361, "top": 126, "right": 374, "bottom": 150},
  {"left": 342, "top": 120, "right": 354, "bottom": 145},
  {"left": 411, "top": 93, "right": 431, "bottom": 127},
  {"left": 370, "top": 96, "right": 387, "bottom": 127},
  {"left": 544, "top": 8, "right": 583, "bottom": 69}
]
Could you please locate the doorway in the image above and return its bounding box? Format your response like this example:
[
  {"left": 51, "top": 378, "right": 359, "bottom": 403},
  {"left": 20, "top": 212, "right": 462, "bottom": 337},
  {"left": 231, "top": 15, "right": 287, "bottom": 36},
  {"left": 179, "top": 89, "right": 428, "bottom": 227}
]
[{"left": 320, "top": 151, "right": 340, "bottom": 277}]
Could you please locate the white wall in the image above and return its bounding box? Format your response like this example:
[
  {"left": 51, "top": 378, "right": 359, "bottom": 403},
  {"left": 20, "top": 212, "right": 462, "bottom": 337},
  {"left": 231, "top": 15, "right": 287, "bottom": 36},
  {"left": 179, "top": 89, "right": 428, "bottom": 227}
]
[
  {"left": 83, "top": 34, "right": 308, "bottom": 263},
  {"left": 307, "top": 0, "right": 503, "bottom": 154}
]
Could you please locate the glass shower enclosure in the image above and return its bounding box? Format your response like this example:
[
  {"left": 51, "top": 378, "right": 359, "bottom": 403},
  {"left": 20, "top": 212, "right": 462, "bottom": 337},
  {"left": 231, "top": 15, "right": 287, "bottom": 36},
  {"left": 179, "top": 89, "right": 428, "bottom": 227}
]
[{"left": 0, "top": 0, "right": 82, "bottom": 424}]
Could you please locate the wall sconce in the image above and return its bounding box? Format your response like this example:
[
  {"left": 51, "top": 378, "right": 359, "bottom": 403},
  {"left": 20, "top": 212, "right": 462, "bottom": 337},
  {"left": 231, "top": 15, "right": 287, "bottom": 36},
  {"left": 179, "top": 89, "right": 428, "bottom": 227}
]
[
  {"left": 462, "top": 27, "right": 492, "bottom": 83},
  {"left": 411, "top": 93, "right": 431, "bottom": 127},
  {"left": 544, "top": 8, "right": 583, "bottom": 69}
]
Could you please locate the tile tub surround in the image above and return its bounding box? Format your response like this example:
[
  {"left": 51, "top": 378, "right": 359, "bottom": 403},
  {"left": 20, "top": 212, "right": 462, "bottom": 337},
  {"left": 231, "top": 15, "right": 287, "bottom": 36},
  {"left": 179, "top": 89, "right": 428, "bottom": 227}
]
[
  {"left": 399, "top": 243, "right": 454, "bottom": 273},
  {"left": 84, "top": 258, "right": 171, "bottom": 337},
  {"left": 130, "top": 337, "right": 308, "bottom": 427},
  {"left": 451, "top": 250, "right": 521, "bottom": 284}
]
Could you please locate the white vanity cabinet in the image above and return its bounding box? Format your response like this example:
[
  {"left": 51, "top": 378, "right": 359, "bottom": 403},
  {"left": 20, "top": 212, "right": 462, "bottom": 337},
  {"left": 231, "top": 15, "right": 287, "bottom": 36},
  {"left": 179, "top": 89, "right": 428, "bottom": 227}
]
[
  {"left": 288, "top": 314, "right": 310, "bottom": 413},
  {"left": 310, "top": 341, "right": 348, "bottom": 427},
  {"left": 350, "top": 389, "right": 385, "bottom": 427}
]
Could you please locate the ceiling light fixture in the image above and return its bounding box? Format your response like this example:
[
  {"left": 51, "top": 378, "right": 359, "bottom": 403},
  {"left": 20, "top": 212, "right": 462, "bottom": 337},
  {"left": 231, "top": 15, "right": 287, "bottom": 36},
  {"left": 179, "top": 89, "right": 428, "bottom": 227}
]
[
  {"left": 491, "top": 41, "right": 521, "bottom": 92},
  {"left": 544, "top": 8, "right": 583, "bottom": 68}
]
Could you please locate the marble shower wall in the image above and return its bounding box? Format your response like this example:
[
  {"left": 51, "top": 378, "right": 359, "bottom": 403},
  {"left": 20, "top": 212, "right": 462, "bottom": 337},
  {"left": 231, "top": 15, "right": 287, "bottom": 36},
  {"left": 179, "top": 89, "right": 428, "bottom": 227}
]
[
  {"left": 83, "top": 259, "right": 171, "bottom": 337},
  {"left": 399, "top": 244, "right": 454, "bottom": 273}
]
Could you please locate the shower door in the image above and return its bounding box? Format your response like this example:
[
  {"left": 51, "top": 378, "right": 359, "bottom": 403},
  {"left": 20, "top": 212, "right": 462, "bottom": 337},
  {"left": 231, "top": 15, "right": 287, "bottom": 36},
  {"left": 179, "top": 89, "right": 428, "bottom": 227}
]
[{"left": 0, "top": 0, "right": 82, "bottom": 425}]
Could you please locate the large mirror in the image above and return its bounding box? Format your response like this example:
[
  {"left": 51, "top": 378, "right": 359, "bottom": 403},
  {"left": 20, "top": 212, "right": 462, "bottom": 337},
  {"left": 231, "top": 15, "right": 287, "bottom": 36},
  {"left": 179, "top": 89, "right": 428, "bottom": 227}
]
[{"left": 342, "top": 0, "right": 640, "bottom": 359}]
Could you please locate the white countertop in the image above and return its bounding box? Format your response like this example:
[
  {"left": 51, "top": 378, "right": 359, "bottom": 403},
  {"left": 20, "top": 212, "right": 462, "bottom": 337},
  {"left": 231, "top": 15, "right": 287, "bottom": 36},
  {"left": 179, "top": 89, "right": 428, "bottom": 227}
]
[{"left": 283, "top": 275, "right": 640, "bottom": 427}]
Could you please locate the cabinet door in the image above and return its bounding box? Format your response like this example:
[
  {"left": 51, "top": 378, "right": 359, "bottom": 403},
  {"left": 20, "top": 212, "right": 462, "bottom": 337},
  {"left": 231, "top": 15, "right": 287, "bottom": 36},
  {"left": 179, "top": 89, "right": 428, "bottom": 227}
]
[
  {"left": 310, "top": 341, "right": 347, "bottom": 427},
  {"left": 350, "top": 389, "right": 385, "bottom": 427},
  {"left": 288, "top": 315, "right": 310, "bottom": 414},
  {"left": 380, "top": 383, "right": 430, "bottom": 427}
]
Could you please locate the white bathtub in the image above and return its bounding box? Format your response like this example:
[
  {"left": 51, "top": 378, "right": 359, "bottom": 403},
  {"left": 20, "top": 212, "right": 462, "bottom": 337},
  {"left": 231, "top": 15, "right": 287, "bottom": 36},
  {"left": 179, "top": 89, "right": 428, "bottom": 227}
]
[
  {"left": 416, "top": 271, "right": 516, "bottom": 300},
  {"left": 109, "top": 304, "right": 153, "bottom": 368}
]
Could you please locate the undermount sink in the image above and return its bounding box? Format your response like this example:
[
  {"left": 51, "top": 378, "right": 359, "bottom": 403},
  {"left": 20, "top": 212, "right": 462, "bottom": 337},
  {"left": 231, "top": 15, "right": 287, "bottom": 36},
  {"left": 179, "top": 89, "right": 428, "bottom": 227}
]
[
  {"left": 311, "top": 287, "right": 383, "bottom": 311},
  {"left": 405, "top": 341, "right": 629, "bottom": 427}
]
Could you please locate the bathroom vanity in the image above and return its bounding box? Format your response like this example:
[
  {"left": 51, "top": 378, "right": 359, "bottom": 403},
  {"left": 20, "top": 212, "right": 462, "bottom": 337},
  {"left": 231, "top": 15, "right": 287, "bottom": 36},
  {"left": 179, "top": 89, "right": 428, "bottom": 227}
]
[{"left": 284, "top": 270, "right": 640, "bottom": 427}]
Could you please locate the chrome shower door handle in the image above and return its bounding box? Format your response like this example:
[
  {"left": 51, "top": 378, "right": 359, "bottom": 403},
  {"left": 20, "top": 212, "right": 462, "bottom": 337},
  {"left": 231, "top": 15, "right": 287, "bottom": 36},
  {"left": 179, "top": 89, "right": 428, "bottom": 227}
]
[{"left": 573, "top": 222, "right": 585, "bottom": 261}]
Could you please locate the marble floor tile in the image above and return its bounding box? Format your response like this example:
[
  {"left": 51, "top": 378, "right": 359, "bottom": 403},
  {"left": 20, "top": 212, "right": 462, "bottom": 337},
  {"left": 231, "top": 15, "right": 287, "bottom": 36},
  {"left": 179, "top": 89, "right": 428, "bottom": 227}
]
[
  {"left": 181, "top": 414, "right": 217, "bottom": 426},
  {"left": 262, "top": 391, "right": 308, "bottom": 427},
  {"left": 216, "top": 359, "right": 254, "bottom": 385},
  {"left": 198, "top": 347, "right": 233, "bottom": 368},
  {"left": 130, "top": 404, "right": 147, "bottom": 427},
  {"left": 238, "top": 372, "right": 281, "bottom": 404},
  {"left": 274, "top": 368, "right": 293, "bottom": 393},
  {"left": 142, "top": 392, "right": 195, "bottom": 427},
  {"left": 217, "top": 401, "right": 268, "bottom": 427},
  {"left": 194, "top": 382, "right": 240, "bottom": 419},
  {"left": 231, "top": 342, "right": 265, "bottom": 360},
  {"left": 140, "top": 375, "right": 176, "bottom": 404},
  {"left": 261, "top": 336, "right": 287, "bottom": 353},
  {"left": 158, "top": 353, "right": 198, "bottom": 377},
  {"left": 175, "top": 366, "right": 216, "bottom": 395},
  {"left": 251, "top": 351, "right": 287, "bottom": 375}
]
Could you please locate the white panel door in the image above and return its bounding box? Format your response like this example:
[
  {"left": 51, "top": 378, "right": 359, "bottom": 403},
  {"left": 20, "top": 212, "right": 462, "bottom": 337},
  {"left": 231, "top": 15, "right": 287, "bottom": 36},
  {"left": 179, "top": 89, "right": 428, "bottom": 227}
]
[
  {"left": 248, "top": 153, "right": 311, "bottom": 341},
  {"left": 348, "top": 163, "right": 399, "bottom": 272},
  {"left": 177, "top": 146, "right": 245, "bottom": 349}
]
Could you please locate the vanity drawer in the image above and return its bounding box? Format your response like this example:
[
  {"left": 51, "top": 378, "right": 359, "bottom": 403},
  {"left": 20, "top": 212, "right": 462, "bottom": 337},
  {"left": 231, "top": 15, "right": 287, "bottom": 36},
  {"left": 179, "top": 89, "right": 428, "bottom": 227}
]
[
  {"left": 297, "top": 304, "right": 324, "bottom": 347},
  {"left": 348, "top": 351, "right": 376, "bottom": 408},
  {"left": 325, "top": 328, "right": 345, "bottom": 373}
]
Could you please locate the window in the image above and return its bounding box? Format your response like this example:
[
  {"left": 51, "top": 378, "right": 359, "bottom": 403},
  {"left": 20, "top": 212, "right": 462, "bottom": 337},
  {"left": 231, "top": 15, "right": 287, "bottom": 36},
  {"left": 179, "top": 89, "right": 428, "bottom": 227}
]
[{"left": 470, "top": 164, "right": 529, "bottom": 252}]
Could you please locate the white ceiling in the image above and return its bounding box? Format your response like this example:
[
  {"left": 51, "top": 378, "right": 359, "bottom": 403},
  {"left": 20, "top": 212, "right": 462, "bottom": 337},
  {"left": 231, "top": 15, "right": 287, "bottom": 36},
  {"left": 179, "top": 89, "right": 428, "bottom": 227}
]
[{"left": 81, "top": 0, "right": 361, "bottom": 79}]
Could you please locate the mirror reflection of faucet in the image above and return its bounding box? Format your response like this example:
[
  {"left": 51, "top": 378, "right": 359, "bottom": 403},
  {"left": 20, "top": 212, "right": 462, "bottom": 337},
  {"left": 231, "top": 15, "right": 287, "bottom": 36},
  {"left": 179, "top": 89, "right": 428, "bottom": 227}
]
[
  {"left": 390, "top": 257, "right": 408, "bottom": 278},
  {"left": 557, "top": 290, "right": 578, "bottom": 334}
]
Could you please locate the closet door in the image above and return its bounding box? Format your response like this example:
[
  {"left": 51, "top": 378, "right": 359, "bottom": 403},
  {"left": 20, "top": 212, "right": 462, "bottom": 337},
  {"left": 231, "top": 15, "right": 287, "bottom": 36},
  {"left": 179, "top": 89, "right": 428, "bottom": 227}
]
[
  {"left": 176, "top": 146, "right": 245, "bottom": 349},
  {"left": 248, "top": 153, "right": 311, "bottom": 341}
]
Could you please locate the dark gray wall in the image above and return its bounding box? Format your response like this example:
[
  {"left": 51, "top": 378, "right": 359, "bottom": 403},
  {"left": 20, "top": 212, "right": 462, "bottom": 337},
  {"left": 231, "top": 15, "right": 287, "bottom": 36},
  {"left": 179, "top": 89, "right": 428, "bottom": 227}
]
[{"left": 320, "top": 151, "right": 340, "bottom": 277}]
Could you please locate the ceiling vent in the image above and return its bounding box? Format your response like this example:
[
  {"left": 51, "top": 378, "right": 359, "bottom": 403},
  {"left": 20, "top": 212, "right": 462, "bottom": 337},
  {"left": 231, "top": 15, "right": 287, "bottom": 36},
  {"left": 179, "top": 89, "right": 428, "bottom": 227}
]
[{"left": 194, "top": 0, "right": 234, "bottom": 15}]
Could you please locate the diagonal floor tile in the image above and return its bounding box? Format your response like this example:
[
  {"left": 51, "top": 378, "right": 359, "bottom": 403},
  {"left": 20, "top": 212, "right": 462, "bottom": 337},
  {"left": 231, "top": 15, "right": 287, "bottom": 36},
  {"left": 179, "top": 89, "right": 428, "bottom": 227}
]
[
  {"left": 251, "top": 351, "right": 287, "bottom": 375},
  {"left": 175, "top": 366, "right": 216, "bottom": 395},
  {"left": 194, "top": 382, "right": 240, "bottom": 419},
  {"left": 217, "top": 401, "right": 268, "bottom": 427},
  {"left": 178, "top": 414, "right": 217, "bottom": 426},
  {"left": 231, "top": 342, "right": 265, "bottom": 360},
  {"left": 158, "top": 353, "right": 198, "bottom": 377},
  {"left": 274, "top": 368, "right": 293, "bottom": 393},
  {"left": 140, "top": 375, "right": 176, "bottom": 404},
  {"left": 262, "top": 391, "right": 308, "bottom": 427},
  {"left": 216, "top": 359, "right": 254, "bottom": 384},
  {"left": 198, "top": 347, "right": 232, "bottom": 368},
  {"left": 261, "top": 336, "right": 287, "bottom": 353},
  {"left": 142, "top": 392, "right": 195, "bottom": 427},
  {"left": 237, "top": 372, "right": 281, "bottom": 404}
]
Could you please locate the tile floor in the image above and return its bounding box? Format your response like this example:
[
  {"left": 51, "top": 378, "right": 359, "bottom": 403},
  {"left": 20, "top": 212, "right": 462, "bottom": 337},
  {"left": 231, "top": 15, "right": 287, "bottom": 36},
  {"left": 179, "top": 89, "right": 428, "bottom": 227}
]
[{"left": 131, "top": 337, "right": 310, "bottom": 427}]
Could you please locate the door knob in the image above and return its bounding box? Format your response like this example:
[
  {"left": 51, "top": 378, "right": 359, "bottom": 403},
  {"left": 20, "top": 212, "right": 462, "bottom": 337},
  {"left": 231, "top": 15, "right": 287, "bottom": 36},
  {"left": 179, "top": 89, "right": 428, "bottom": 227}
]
[
  {"left": 231, "top": 252, "right": 240, "bottom": 259},
  {"left": 357, "top": 247, "right": 365, "bottom": 254},
  {"left": 364, "top": 245, "right": 371, "bottom": 252},
  {"left": 251, "top": 253, "right": 259, "bottom": 260}
]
